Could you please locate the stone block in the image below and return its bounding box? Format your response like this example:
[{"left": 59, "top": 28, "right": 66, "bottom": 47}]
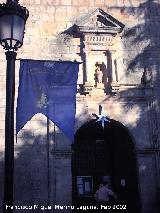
[
  {"left": 78, "top": 6, "right": 89, "bottom": 14},
  {"left": 105, "top": 0, "right": 118, "bottom": 7},
  {"left": 61, "top": 0, "right": 72, "bottom": 6},
  {"left": 72, "top": 0, "right": 88, "bottom": 6},
  {"left": 55, "top": 7, "right": 67, "bottom": 21},
  {"left": 41, "top": 13, "right": 55, "bottom": 21},
  {"left": 40, "top": 0, "right": 61, "bottom": 6},
  {"left": 46, "top": 6, "right": 56, "bottom": 13},
  {"left": 0, "top": 113, "right": 5, "bottom": 122},
  {"left": 66, "top": 6, "right": 79, "bottom": 18},
  {"left": 0, "top": 121, "right": 5, "bottom": 131},
  {"left": 105, "top": 0, "right": 138, "bottom": 7},
  {"left": 138, "top": 156, "right": 157, "bottom": 213},
  {"left": 88, "top": 0, "right": 95, "bottom": 6},
  {"left": 23, "top": 0, "right": 32, "bottom": 5},
  {"left": 95, "top": 0, "right": 105, "bottom": 6},
  {"left": 42, "top": 21, "right": 57, "bottom": 36}
]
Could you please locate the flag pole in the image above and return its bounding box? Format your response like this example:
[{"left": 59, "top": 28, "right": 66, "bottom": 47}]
[{"left": 47, "top": 118, "right": 50, "bottom": 209}]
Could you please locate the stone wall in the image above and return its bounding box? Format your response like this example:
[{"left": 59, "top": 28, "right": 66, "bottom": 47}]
[{"left": 0, "top": 0, "right": 160, "bottom": 212}]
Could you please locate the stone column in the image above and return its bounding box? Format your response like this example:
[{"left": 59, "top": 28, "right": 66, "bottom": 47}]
[
  {"left": 83, "top": 50, "right": 94, "bottom": 94},
  {"left": 110, "top": 50, "right": 118, "bottom": 82},
  {"left": 110, "top": 50, "right": 119, "bottom": 92},
  {"left": 84, "top": 51, "right": 89, "bottom": 82},
  {"left": 84, "top": 50, "right": 91, "bottom": 82}
]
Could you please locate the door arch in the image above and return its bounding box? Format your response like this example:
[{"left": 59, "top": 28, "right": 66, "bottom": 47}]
[{"left": 72, "top": 119, "right": 141, "bottom": 213}]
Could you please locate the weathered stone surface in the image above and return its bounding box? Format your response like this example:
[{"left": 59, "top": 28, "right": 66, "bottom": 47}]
[
  {"left": 61, "top": 0, "right": 72, "bottom": 6},
  {"left": 0, "top": 1, "right": 159, "bottom": 213}
]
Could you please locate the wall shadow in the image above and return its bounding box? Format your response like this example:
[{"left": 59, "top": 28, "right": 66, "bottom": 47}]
[{"left": 123, "top": 0, "right": 160, "bottom": 77}]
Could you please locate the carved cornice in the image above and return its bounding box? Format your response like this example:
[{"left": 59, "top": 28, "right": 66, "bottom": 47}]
[
  {"left": 84, "top": 34, "right": 113, "bottom": 46},
  {"left": 117, "top": 85, "right": 153, "bottom": 99},
  {"left": 77, "top": 83, "right": 153, "bottom": 100},
  {"left": 75, "top": 8, "right": 124, "bottom": 35},
  {"left": 135, "top": 148, "right": 160, "bottom": 154}
]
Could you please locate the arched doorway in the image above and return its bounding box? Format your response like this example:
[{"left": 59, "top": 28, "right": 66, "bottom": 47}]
[{"left": 72, "top": 119, "right": 141, "bottom": 212}]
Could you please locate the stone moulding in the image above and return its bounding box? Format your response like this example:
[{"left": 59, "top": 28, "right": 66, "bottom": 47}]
[
  {"left": 51, "top": 149, "right": 72, "bottom": 159},
  {"left": 75, "top": 8, "right": 124, "bottom": 35}
]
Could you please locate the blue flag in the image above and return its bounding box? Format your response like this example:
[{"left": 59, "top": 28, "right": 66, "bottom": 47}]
[{"left": 16, "top": 60, "right": 79, "bottom": 141}]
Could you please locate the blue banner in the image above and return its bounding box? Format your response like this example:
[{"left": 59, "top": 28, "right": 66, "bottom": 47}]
[{"left": 16, "top": 60, "right": 79, "bottom": 141}]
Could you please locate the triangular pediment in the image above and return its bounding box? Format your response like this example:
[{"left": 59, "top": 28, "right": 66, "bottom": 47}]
[{"left": 75, "top": 8, "right": 124, "bottom": 34}]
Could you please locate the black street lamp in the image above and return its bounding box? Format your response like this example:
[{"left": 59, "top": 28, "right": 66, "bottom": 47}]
[{"left": 0, "top": 0, "right": 29, "bottom": 212}]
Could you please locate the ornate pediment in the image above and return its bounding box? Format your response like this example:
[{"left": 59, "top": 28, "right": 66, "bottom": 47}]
[{"left": 75, "top": 8, "right": 124, "bottom": 35}]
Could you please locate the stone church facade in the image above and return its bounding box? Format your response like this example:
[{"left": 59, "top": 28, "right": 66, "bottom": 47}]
[{"left": 0, "top": 1, "right": 160, "bottom": 213}]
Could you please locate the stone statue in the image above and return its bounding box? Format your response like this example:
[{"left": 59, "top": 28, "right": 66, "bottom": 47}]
[
  {"left": 95, "top": 66, "right": 103, "bottom": 84},
  {"left": 141, "top": 67, "right": 153, "bottom": 86}
]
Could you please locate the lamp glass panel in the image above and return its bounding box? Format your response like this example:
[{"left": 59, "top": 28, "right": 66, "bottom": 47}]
[
  {"left": 0, "top": 15, "right": 12, "bottom": 41},
  {"left": 0, "top": 14, "right": 25, "bottom": 43},
  {"left": 12, "top": 15, "right": 25, "bottom": 43}
]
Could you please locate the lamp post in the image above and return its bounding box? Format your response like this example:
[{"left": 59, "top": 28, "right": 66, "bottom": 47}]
[{"left": 0, "top": 1, "right": 29, "bottom": 212}]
